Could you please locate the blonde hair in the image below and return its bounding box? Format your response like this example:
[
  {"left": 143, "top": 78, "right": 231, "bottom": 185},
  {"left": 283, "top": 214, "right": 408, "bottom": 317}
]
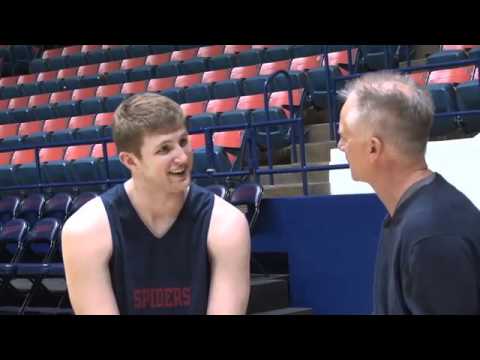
[{"left": 113, "top": 93, "right": 185, "bottom": 158}]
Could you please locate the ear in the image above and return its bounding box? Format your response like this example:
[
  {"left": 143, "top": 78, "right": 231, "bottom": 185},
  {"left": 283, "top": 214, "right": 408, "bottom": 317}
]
[
  {"left": 119, "top": 151, "right": 138, "bottom": 173},
  {"left": 368, "top": 136, "right": 383, "bottom": 161}
]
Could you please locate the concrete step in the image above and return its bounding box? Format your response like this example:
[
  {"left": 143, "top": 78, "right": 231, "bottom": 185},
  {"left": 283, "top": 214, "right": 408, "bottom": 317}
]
[
  {"left": 263, "top": 181, "right": 331, "bottom": 198},
  {"left": 253, "top": 307, "right": 313, "bottom": 315},
  {"left": 247, "top": 277, "right": 289, "bottom": 314},
  {"left": 288, "top": 141, "right": 336, "bottom": 163},
  {"left": 259, "top": 162, "right": 330, "bottom": 185},
  {"left": 305, "top": 123, "right": 331, "bottom": 143},
  {"left": 258, "top": 139, "right": 335, "bottom": 167}
]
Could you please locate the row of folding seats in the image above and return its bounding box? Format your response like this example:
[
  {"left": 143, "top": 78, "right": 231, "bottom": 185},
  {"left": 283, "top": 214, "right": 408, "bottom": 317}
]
[
  {"left": 0, "top": 64, "right": 338, "bottom": 124},
  {"left": 27, "top": 45, "right": 293, "bottom": 81},
  {"left": 0, "top": 192, "right": 95, "bottom": 229},
  {"left": 0, "top": 190, "right": 91, "bottom": 314},
  {"left": 0, "top": 113, "right": 114, "bottom": 152},
  {"left": 28, "top": 45, "right": 198, "bottom": 73},
  {"left": 0, "top": 87, "right": 302, "bottom": 160},
  {"left": 0, "top": 46, "right": 352, "bottom": 100},
  {"left": 0, "top": 45, "right": 42, "bottom": 77},
  {"left": 0, "top": 142, "right": 233, "bottom": 191},
  {"left": 406, "top": 63, "right": 480, "bottom": 136},
  {"left": 29, "top": 45, "right": 331, "bottom": 74}
]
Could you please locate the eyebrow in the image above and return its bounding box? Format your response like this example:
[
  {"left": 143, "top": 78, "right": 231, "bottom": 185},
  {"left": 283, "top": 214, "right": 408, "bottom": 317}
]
[{"left": 154, "top": 131, "right": 189, "bottom": 150}]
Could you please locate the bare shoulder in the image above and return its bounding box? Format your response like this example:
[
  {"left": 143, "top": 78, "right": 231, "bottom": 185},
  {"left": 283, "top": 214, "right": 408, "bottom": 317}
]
[
  {"left": 208, "top": 194, "right": 250, "bottom": 251},
  {"left": 62, "top": 196, "right": 112, "bottom": 256}
]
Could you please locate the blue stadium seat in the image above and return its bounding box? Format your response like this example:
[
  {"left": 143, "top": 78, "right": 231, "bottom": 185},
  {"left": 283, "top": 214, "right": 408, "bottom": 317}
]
[
  {"left": 42, "top": 159, "right": 71, "bottom": 185},
  {"left": 178, "top": 58, "right": 208, "bottom": 75},
  {"left": 85, "top": 49, "right": 109, "bottom": 64},
  {"left": 12, "top": 161, "right": 49, "bottom": 188},
  {"left": 18, "top": 82, "right": 40, "bottom": 97},
  {"left": 104, "top": 69, "right": 129, "bottom": 84},
  {"left": 78, "top": 97, "right": 104, "bottom": 115},
  {"left": 0, "top": 135, "right": 23, "bottom": 152},
  {"left": 153, "top": 62, "right": 180, "bottom": 78},
  {"left": 0, "top": 164, "right": 17, "bottom": 192},
  {"left": 0, "top": 218, "right": 28, "bottom": 262},
  {"left": 208, "top": 53, "right": 237, "bottom": 70},
  {"left": 104, "top": 93, "right": 129, "bottom": 113},
  {"left": 236, "top": 49, "right": 263, "bottom": 67},
  {"left": 16, "top": 217, "right": 61, "bottom": 263},
  {"left": 29, "top": 58, "right": 48, "bottom": 73},
  {"left": 184, "top": 83, "right": 212, "bottom": 103},
  {"left": 43, "top": 193, "right": 72, "bottom": 223},
  {"left": 0, "top": 196, "right": 20, "bottom": 227},
  {"left": 211, "top": 79, "right": 243, "bottom": 99},
  {"left": 127, "top": 45, "right": 151, "bottom": 58},
  {"left": 427, "top": 83, "right": 460, "bottom": 137},
  {"left": 15, "top": 193, "right": 46, "bottom": 227},
  {"left": 427, "top": 50, "right": 468, "bottom": 65},
  {"left": 217, "top": 110, "right": 249, "bottom": 128},
  {"left": 68, "top": 157, "right": 102, "bottom": 184},
  {"left": 104, "top": 46, "right": 128, "bottom": 62},
  {"left": 128, "top": 65, "right": 155, "bottom": 82},
  {"left": 10, "top": 107, "right": 36, "bottom": 123},
  {"left": 263, "top": 46, "right": 292, "bottom": 63},
  {"left": 67, "top": 53, "right": 88, "bottom": 68},
  {"left": 242, "top": 72, "right": 304, "bottom": 96},
  {"left": 229, "top": 182, "right": 263, "bottom": 228},
  {"left": 0, "top": 110, "right": 13, "bottom": 123},
  {"left": 305, "top": 66, "right": 344, "bottom": 109},
  {"left": 96, "top": 156, "right": 130, "bottom": 181},
  {"left": 39, "top": 79, "right": 63, "bottom": 94},
  {"left": 291, "top": 45, "right": 323, "bottom": 58},
  {"left": 357, "top": 45, "right": 399, "bottom": 71},
  {"left": 161, "top": 88, "right": 184, "bottom": 104},
  {"left": 1, "top": 85, "right": 21, "bottom": 99},
  {"left": 46, "top": 56, "right": 69, "bottom": 71},
  {"left": 188, "top": 113, "right": 217, "bottom": 132},
  {"left": 456, "top": 80, "right": 480, "bottom": 134},
  {"left": 149, "top": 45, "right": 175, "bottom": 54},
  {"left": 251, "top": 108, "right": 291, "bottom": 149},
  {"left": 192, "top": 146, "right": 232, "bottom": 186}
]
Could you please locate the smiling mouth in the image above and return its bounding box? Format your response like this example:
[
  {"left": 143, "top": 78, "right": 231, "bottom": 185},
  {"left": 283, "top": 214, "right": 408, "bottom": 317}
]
[{"left": 169, "top": 169, "right": 187, "bottom": 176}]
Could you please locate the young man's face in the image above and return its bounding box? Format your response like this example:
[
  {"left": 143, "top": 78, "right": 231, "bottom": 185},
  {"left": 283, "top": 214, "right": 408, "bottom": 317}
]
[{"left": 135, "top": 127, "right": 193, "bottom": 193}]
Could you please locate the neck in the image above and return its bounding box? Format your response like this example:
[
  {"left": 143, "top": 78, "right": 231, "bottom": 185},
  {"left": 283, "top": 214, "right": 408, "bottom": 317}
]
[
  {"left": 370, "top": 160, "right": 432, "bottom": 217},
  {"left": 124, "top": 178, "right": 189, "bottom": 221}
]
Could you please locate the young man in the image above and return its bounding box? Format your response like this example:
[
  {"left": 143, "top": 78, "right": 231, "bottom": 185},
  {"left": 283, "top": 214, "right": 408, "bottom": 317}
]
[
  {"left": 62, "top": 93, "right": 251, "bottom": 315},
  {"left": 338, "top": 71, "right": 480, "bottom": 314}
]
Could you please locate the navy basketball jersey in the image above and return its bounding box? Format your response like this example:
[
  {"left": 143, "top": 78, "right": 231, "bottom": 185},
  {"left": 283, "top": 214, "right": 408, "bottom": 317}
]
[{"left": 100, "top": 183, "right": 214, "bottom": 314}]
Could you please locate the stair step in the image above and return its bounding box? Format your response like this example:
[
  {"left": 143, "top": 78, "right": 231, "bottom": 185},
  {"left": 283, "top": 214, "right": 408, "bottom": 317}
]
[
  {"left": 263, "top": 182, "right": 331, "bottom": 198},
  {"left": 253, "top": 307, "right": 313, "bottom": 315},
  {"left": 306, "top": 123, "right": 331, "bottom": 143},
  {"left": 287, "top": 141, "right": 336, "bottom": 163},
  {"left": 259, "top": 165, "right": 329, "bottom": 185},
  {"left": 247, "top": 278, "right": 289, "bottom": 314}
]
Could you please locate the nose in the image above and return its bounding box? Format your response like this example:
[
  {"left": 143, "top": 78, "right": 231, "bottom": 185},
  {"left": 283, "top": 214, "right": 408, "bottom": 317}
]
[{"left": 173, "top": 144, "right": 189, "bottom": 164}]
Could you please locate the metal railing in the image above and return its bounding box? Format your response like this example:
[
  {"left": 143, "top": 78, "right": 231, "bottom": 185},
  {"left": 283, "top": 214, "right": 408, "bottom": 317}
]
[{"left": 1, "top": 45, "right": 480, "bottom": 196}]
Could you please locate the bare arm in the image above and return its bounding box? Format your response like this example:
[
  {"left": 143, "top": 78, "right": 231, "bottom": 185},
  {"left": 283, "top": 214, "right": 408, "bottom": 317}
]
[
  {"left": 61, "top": 198, "right": 120, "bottom": 315},
  {"left": 206, "top": 196, "right": 251, "bottom": 315}
]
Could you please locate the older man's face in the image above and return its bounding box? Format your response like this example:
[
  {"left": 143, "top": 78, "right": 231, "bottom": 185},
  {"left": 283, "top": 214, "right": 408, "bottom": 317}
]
[{"left": 338, "top": 97, "right": 373, "bottom": 182}]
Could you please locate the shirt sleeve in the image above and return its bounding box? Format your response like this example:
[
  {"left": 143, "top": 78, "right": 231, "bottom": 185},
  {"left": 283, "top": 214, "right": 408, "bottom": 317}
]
[{"left": 403, "top": 235, "right": 479, "bottom": 314}]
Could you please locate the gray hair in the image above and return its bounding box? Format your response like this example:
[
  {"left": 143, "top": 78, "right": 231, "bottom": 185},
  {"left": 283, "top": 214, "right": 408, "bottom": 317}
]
[{"left": 339, "top": 71, "right": 434, "bottom": 156}]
